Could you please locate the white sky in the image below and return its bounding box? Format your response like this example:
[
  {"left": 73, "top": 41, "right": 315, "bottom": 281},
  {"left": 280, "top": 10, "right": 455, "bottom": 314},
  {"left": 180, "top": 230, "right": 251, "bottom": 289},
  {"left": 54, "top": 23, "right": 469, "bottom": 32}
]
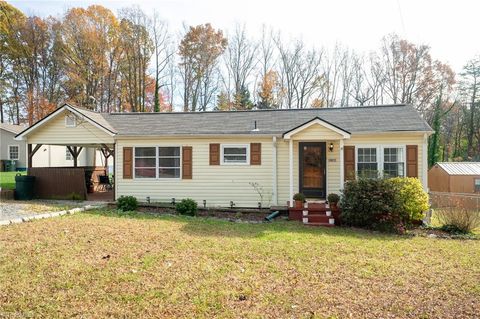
[{"left": 9, "top": 0, "right": 480, "bottom": 72}]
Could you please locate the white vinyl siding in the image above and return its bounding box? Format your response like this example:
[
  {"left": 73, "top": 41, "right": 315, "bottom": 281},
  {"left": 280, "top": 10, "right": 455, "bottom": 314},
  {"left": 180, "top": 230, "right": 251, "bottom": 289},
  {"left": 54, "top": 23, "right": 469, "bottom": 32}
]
[
  {"left": 116, "top": 138, "right": 272, "bottom": 207},
  {"left": 26, "top": 110, "right": 114, "bottom": 145},
  {"left": 116, "top": 132, "right": 426, "bottom": 207}
]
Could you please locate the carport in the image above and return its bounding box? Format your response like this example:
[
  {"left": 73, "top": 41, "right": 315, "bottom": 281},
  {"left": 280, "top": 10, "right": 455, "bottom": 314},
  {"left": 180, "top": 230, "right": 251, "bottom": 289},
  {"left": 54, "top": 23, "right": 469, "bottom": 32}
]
[{"left": 15, "top": 104, "right": 117, "bottom": 201}]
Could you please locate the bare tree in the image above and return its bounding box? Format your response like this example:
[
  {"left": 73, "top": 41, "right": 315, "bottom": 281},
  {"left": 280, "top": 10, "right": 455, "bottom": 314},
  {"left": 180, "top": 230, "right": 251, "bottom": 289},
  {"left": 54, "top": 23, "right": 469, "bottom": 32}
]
[
  {"left": 151, "top": 11, "right": 173, "bottom": 112},
  {"left": 224, "top": 24, "right": 258, "bottom": 107}
]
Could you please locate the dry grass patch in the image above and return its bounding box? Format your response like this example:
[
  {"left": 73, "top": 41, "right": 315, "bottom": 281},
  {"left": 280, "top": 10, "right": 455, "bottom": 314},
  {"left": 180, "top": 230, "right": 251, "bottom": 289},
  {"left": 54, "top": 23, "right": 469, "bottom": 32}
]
[{"left": 0, "top": 210, "right": 479, "bottom": 318}]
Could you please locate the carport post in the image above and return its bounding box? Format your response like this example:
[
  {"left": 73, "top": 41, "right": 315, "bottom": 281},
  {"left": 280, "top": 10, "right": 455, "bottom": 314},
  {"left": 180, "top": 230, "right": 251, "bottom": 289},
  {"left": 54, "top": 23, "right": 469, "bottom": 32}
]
[
  {"left": 67, "top": 146, "right": 83, "bottom": 168},
  {"left": 27, "top": 144, "right": 42, "bottom": 170}
]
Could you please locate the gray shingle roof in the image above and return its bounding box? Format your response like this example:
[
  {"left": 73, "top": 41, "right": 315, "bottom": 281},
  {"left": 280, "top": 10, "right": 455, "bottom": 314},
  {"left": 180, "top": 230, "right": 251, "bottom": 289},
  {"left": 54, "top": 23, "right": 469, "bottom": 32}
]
[
  {"left": 72, "top": 106, "right": 117, "bottom": 134},
  {"left": 100, "top": 104, "right": 432, "bottom": 136},
  {"left": 0, "top": 123, "right": 26, "bottom": 134},
  {"left": 436, "top": 162, "right": 480, "bottom": 175}
]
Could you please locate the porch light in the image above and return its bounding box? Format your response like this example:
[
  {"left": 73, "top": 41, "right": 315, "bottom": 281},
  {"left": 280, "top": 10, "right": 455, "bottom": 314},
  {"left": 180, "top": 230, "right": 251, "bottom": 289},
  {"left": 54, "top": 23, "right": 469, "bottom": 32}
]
[
  {"left": 203, "top": 200, "right": 207, "bottom": 208},
  {"left": 146, "top": 196, "right": 150, "bottom": 204},
  {"left": 329, "top": 143, "right": 334, "bottom": 152},
  {"left": 171, "top": 198, "right": 175, "bottom": 205}
]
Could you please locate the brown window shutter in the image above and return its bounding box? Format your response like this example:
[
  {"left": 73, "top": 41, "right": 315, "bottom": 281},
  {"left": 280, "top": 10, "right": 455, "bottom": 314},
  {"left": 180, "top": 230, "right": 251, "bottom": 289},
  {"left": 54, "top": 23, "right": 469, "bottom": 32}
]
[
  {"left": 406, "top": 145, "right": 418, "bottom": 177},
  {"left": 123, "top": 147, "right": 133, "bottom": 179},
  {"left": 344, "top": 146, "right": 355, "bottom": 181},
  {"left": 182, "top": 146, "right": 192, "bottom": 179},
  {"left": 209, "top": 143, "right": 220, "bottom": 165},
  {"left": 250, "top": 143, "right": 261, "bottom": 165}
]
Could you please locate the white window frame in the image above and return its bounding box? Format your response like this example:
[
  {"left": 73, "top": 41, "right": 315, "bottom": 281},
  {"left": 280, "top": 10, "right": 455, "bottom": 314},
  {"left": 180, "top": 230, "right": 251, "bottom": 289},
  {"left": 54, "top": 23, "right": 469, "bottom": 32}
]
[
  {"left": 65, "top": 114, "right": 77, "bottom": 127},
  {"left": 133, "top": 146, "right": 182, "bottom": 180},
  {"left": 8, "top": 145, "right": 19, "bottom": 160},
  {"left": 355, "top": 144, "right": 407, "bottom": 178},
  {"left": 221, "top": 144, "right": 250, "bottom": 165},
  {"left": 66, "top": 147, "right": 73, "bottom": 161},
  {"left": 382, "top": 146, "right": 406, "bottom": 178},
  {"left": 356, "top": 146, "right": 379, "bottom": 178}
]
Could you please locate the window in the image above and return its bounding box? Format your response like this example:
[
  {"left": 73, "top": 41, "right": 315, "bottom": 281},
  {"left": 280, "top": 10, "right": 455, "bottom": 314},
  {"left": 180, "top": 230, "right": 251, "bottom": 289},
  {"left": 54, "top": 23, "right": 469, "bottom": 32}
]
[
  {"left": 66, "top": 147, "right": 73, "bottom": 161},
  {"left": 8, "top": 145, "right": 19, "bottom": 160},
  {"left": 475, "top": 179, "right": 480, "bottom": 192},
  {"left": 134, "top": 147, "right": 156, "bottom": 178},
  {"left": 383, "top": 147, "right": 404, "bottom": 177},
  {"left": 134, "top": 146, "right": 181, "bottom": 179},
  {"left": 357, "top": 147, "right": 378, "bottom": 178},
  {"left": 158, "top": 147, "right": 180, "bottom": 178},
  {"left": 221, "top": 145, "right": 249, "bottom": 164},
  {"left": 65, "top": 114, "right": 76, "bottom": 127}
]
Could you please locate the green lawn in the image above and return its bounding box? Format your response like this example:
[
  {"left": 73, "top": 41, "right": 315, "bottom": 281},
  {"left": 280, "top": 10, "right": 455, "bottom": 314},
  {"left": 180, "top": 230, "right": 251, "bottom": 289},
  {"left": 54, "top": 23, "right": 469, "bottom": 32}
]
[
  {"left": 0, "top": 210, "right": 479, "bottom": 318},
  {"left": 0, "top": 171, "right": 25, "bottom": 189}
]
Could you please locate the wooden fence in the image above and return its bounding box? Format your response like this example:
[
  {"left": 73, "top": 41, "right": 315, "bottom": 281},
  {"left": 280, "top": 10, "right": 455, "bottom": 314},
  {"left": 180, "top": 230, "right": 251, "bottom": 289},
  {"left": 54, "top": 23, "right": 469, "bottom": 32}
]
[
  {"left": 429, "top": 192, "right": 480, "bottom": 210},
  {"left": 27, "top": 166, "right": 108, "bottom": 200},
  {"left": 28, "top": 167, "right": 87, "bottom": 200}
]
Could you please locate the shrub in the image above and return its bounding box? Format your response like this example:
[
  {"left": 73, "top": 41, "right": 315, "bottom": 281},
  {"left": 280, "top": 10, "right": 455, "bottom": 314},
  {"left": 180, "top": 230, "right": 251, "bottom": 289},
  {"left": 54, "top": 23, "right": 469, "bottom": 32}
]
[
  {"left": 327, "top": 193, "right": 340, "bottom": 204},
  {"left": 341, "top": 178, "right": 403, "bottom": 231},
  {"left": 117, "top": 195, "right": 138, "bottom": 212},
  {"left": 340, "top": 177, "right": 431, "bottom": 233},
  {"left": 435, "top": 208, "right": 480, "bottom": 234},
  {"left": 293, "top": 192, "right": 305, "bottom": 202},
  {"left": 388, "top": 177, "right": 429, "bottom": 221},
  {"left": 176, "top": 198, "right": 198, "bottom": 216}
]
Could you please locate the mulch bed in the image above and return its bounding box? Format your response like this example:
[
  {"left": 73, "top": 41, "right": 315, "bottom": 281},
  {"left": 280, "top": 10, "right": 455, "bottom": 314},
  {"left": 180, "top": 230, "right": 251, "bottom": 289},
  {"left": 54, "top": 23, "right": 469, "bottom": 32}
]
[{"left": 109, "top": 203, "right": 273, "bottom": 223}]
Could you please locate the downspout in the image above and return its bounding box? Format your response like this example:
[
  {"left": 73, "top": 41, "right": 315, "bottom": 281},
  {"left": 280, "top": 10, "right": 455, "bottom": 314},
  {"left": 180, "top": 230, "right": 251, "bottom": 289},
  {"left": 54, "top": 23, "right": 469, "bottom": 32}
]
[
  {"left": 422, "top": 133, "right": 428, "bottom": 192},
  {"left": 113, "top": 142, "right": 117, "bottom": 201},
  {"left": 272, "top": 136, "right": 278, "bottom": 205},
  {"left": 289, "top": 139, "right": 293, "bottom": 207}
]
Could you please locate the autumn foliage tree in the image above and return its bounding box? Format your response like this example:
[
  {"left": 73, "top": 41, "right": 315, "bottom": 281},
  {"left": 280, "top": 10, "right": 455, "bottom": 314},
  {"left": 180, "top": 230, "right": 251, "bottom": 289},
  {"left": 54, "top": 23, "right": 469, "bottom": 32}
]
[{"left": 179, "top": 23, "right": 227, "bottom": 111}]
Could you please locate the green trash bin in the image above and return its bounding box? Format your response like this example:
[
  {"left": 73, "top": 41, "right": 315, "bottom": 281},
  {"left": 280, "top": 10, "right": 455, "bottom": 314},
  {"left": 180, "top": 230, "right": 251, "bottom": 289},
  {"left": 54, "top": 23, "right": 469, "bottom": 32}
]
[{"left": 15, "top": 174, "right": 35, "bottom": 200}]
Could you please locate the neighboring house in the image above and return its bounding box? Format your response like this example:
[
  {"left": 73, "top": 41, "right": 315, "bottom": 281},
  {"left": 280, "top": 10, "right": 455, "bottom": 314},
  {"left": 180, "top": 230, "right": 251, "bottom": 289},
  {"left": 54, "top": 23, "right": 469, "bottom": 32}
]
[
  {"left": 1, "top": 122, "right": 110, "bottom": 170},
  {"left": 429, "top": 162, "right": 480, "bottom": 193},
  {"left": 15, "top": 103, "right": 432, "bottom": 207},
  {"left": 0, "top": 123, "right": 27, "bottom": 170}
]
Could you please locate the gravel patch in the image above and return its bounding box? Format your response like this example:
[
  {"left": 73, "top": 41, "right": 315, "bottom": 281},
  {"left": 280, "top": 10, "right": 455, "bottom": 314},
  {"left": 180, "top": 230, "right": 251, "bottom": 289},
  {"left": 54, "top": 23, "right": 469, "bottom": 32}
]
[{"left": 0, "top": 200, "right": 106, "bottom": 223}]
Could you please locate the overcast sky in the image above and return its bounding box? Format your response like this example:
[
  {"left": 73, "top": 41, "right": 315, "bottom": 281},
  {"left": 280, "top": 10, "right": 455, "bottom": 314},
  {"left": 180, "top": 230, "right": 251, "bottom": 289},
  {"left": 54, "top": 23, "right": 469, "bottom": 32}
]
[{"left": 10, "top": 0, "right": 480, "bottom": 72}]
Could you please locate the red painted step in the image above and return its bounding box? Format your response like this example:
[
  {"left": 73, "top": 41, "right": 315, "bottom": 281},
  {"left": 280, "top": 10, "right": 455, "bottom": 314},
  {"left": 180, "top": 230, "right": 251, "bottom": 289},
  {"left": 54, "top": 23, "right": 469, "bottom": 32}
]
[
  {"left": 304, "top": 222, "right": 335, "bottom": 227},
  {"left": 307, "top": 214, "right": 333, "bottom": 223}
]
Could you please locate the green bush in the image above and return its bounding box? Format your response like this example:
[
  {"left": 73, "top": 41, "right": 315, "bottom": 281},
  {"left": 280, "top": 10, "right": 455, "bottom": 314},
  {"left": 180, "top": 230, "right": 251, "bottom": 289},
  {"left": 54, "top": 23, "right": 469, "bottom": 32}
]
[
  {"left": 117, "top": 195, "right": 138, "bottom": 212},
  {"left": 341, "top": 178, "right": 403, "bottom": 231},
  {"left": 176, "top": 198, "right": 198, "bottom": 216},
  {"left": 388, "top": 177, "right": 429, "bottom": 221},
  {"left": 340, "top": 177, "right": 430, "bottom": 233},
  {"left": 293, "top": 192, "right": 305, "bottom": 202},
  {"left": 327, "top": 193, "right": 340, "bottom": 204}
]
